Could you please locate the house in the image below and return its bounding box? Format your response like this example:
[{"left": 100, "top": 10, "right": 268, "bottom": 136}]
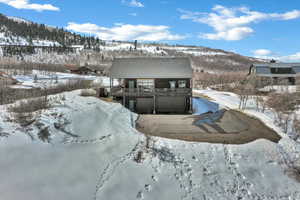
[
  {"left": 0, "top": 71, "right": 18, "bottom": 86},
  {"left": 249, "top": 62, "right": 300, "bottom": 85},
  {"left": 65, "top": 64, "right": 98, "bottom": 75},
  {"left": 72, "top": 66, "right": 94, "bottom": 75},
  {"left": 110, "top": 57, "right": 193, "bottom": 114}
]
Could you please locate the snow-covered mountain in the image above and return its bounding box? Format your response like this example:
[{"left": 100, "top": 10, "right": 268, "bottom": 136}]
[
  {"left": 6, "top": 16, "right": 32, "bottom": 25},
  {"left": 0, "top": 13, "right": 266, "bottom": 71}
]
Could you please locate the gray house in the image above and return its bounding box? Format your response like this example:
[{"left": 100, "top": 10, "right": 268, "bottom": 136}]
[
  {"left": 249, "top": 62, "right": 300, "bottom": 84},
  {"left": 110, "top": 57, "right": 193, "bottom": 114}
]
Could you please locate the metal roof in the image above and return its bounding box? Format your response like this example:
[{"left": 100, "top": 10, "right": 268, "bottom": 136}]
[
  {"left": 253, "top": 63, "right": 300, "bottom": 68},
  {"left": 110, "top": 57, "right": 193, "bottom": 79}
]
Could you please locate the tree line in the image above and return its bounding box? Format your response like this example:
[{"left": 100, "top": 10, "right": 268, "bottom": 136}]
[{"left": 0, "top": 13, "right": 103, "bottom": 48}]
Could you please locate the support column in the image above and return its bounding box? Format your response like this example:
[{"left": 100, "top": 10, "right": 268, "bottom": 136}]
[
  {"left": 153, "top": 79, "right": 156, "bottom": 114},
  {"left": 153, "top": 95, "right": 156, "bottom": 114},
  {"left": 123, "top": 93, "right": 126, "bottom": 106},
  {"left": 190, "top": 78, "right": 193, "bottom": 114}
]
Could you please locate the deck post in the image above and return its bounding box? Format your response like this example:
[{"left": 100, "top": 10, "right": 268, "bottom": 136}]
[
  {"left": 153, "top": 79, "right": 156, "bottom": 114},
  {"left": 190, "top": 79, "right": 193, "bottom": 113},
  {"left": 153, "top": 95, "right": 156, "bottom": 114},
  {"left": 123, "top": 92, "right": 126, "bottom": 106}
]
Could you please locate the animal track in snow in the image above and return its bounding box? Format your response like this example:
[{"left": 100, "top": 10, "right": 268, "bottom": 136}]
[
  {"left": 62, "top": 134, "right": 112, "bottom": 145},
  {"left": 94, "top": 141, "right": 142, "bottom": 200}
]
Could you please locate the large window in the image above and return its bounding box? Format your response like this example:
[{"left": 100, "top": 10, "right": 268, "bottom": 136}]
[
  {"left": 169, "top": 81, "right": 176, "bottom": 89},
  {"left": 270, "top": 68, "right": 295, "bottom": 74}
]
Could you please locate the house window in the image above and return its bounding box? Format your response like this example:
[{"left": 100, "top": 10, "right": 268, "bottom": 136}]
[
  {"left": 137, "top": 79, "right": 154, "bottom": 92},
  {"left": 270, "top": 68, "right": 294, "bottom": 74},
  {"left": 128, "top": 80, "right": 135, "bottom": 88},
  {"left": 178, "top": 80, "right": 187, "bottom": 88},
  {"left": 169, "top": 81, "right": 176, "bottom": 89}
]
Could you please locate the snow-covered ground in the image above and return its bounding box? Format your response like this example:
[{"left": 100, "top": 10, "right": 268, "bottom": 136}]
[
  {"left": 10, "top": 70, "right": 115, "bottom": 89},
  {"left": 177, "top": 50, "right": 227, "bottom": 56},
  {"left": 0, "top": 89, "right": 299, "bottom": 200},
  {"left": 0, "top": 32, "right": 60, "bottom": 46},
  {"left": 259, "top": 85, "right": 297, "bottom": 93},
  {"left": 99, "top": 42, "right": 167, "bottom": 55}
]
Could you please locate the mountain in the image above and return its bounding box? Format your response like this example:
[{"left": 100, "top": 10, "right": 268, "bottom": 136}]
[
  {"left": 0, "top": 13, "right": 266, "bottom": 71},
  {"left": 0, "top": 13, "right": 100, "bottom": 47}
]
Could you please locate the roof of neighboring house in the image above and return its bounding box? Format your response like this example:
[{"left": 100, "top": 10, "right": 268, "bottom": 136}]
[
  {"left": 65, "top": 64, "right": 106, "bottom": 72},
  {"left": 253, "top": 63, "right": 300, "bottom": 68},
  {"left": 65, "top": 64, "right": 79, "bottom": 71},
  {"left": 0, "top": 71, "right": 18, "bottom": 84},
  {"left": 110, "top": 57, "right": 193, "bottom": 79}
]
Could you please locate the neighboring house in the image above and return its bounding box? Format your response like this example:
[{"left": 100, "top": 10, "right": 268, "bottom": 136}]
[
  {"left": 65, "top": 65, "right": 99, "bottom": 75},
  {"left": 249, "top": 62, "right": 300, "bottom": 85},
  {"left": 110, "top": 57, "right": 193, "bottom": 114},
  {"left": 0, "top": 71, "right": 18, "bottom": 86}
]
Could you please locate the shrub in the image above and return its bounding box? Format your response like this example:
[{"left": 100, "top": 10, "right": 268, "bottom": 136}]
[
  {"left": 293, "top": 117, "right": 300, "bottom": 141},
  {"left": 9, "top": 97, "right": 49, "bottom": 113},
  {"left": 9, "top": 96, "right": 50, "bottom": 126},
  {"left": 0, "top": 79, "right": 92, "bottom": 105},
  {"left": 267, "top": 93, "right": 298, "bottom": 133}
]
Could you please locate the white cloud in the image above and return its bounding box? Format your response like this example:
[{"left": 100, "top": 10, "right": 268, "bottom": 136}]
[
  {"left": 281, "top": 52, "right": 300, "bottom": 62},
  {"left": 253, "top": 49, "right": 273, "bottom": 56},
  {"left": 66, "top": 22, "right": 186, "bottom": 42},
  {"left": 129, "top": 13, "right": 138, "bottom": 17},
  {"left": 179, "top": 5, "right": 300, "bottom": 41},
  {"left": 252, "top": 49, "right": 300, "bottom": 62},
  {"left": 122, "top": 0, "right": 144, "bottom": 8},
  {"left": 270, "top": 10, "right": 300, "bottom": 20},
  {"left": 201, "top": 27, "right": 254, "bottom": 41},
  {"left": 0, "top": 0, "right": 59, "bottom": 11}
]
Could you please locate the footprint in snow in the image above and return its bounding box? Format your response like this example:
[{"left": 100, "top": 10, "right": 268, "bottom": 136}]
[{"left": 136, "top": 191, "right": 144, "bottom": 199}]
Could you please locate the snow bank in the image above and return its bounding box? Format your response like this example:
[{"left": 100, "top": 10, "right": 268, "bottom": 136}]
[
  {"left": 0, "top": 90, "right": 299, "bottom": 200},
  {"left": 195, "top": 89, "right": 300, "bottom": 186}
]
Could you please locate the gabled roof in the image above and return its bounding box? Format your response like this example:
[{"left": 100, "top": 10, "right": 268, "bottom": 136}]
[
  {"left": 110, "top": 57, "right": 193, "bottom": 79},
  {"left": 253, "top": 63, "right": 300, "bottom": 68}
]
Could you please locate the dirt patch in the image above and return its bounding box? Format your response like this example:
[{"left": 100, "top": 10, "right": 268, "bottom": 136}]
[{"left": 136, "top": 110, "right": 281, "bottom": 144}]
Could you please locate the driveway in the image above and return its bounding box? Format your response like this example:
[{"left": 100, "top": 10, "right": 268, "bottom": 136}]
[{"left": 136, "top": 98, "right": 281, "bottom": 144}]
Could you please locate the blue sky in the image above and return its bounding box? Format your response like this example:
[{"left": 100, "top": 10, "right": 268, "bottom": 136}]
[{"left": 0, "top": 0, "right": 300, "bottom": 61}]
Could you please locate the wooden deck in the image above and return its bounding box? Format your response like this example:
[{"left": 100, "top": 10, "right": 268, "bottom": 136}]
[{"left": 111, "top": 87, "right": 192, "bottom": 97}]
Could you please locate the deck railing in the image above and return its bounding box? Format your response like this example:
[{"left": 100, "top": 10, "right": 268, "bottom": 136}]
[{"left": 111, "top": 87, "right": 192, "bottom": 97}]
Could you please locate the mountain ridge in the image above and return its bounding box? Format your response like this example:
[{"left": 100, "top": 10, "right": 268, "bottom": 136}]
[{"left": 0, "top": 13, "right": 266, "bottom": 71}]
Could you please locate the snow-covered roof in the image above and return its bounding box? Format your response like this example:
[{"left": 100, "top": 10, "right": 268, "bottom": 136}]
[{"left": 110, "top": 57, "right": 193, "bottom": 79}]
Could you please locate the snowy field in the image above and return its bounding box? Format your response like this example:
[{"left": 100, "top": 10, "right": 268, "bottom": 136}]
[
  {"left": 0, "top": 89, "right": 300, "bottom": 200},
  {"left": 10, "top": 70, "right": 114, "bottom": 89}
]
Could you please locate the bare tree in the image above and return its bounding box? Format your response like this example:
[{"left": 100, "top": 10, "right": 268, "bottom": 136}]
[
  {"left": 293, "top": 117, "right": 300, "bottom": 141},
  {"left": 266, "top": 93, "right": 297, "bottom": 133}
]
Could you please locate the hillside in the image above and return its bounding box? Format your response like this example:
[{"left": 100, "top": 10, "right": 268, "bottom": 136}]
[
  {"left": 0, "top": 13, "right": 100, "bottom": 47},
  {"left": 0, "top": 13, "right": 266, "bottom": 71}
]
